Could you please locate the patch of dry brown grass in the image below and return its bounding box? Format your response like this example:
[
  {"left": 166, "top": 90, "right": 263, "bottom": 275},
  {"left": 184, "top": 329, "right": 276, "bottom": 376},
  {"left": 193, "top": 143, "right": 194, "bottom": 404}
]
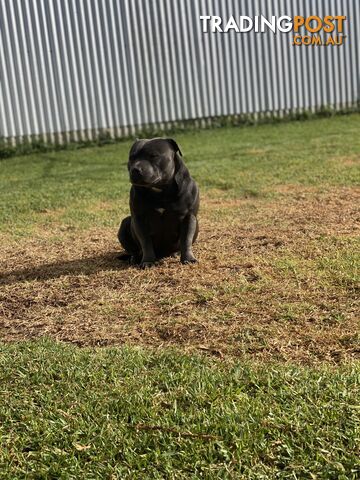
[{"left": 1, "top": 186, "right": 359, "bottom": 364}]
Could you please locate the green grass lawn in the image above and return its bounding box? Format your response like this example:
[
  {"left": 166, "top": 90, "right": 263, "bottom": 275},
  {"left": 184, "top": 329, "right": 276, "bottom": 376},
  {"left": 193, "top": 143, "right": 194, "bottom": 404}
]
[
  {"left": 0, "top": 115, "right": 359, "bottom": 478},
  {"left": 0, "top": 340, "right": 359, "bottom": 479}
]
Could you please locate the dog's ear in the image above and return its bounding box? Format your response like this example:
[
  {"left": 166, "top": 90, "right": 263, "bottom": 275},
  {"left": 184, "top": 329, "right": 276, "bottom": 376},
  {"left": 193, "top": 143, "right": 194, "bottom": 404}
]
[
  {"left": 167, "top": 139, "right": 187, "bottom": 186},
  {"left": 129, "top": 138, "right": 149, "bottom": 158},
  {"left": 173, "top": 151, "right": 189, "bottom": 187},
  {"left": 166, "top": 138, "right": 182, "bottom": 157}
]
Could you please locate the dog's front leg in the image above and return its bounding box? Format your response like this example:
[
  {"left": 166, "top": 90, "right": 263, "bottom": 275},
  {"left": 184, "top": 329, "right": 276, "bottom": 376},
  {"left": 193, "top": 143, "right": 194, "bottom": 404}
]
[
  {"left": 180, "top": 214, "right": 198, "bottom": 264},
  {"left": 132, "top": 216, "right": 156, "bottom": 268}
]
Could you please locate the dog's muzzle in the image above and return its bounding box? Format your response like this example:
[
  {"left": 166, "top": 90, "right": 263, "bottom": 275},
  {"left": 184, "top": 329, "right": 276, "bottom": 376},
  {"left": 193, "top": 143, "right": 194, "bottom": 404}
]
[{"left": 130, "top": 166, "right": 143, "bottom": 183}]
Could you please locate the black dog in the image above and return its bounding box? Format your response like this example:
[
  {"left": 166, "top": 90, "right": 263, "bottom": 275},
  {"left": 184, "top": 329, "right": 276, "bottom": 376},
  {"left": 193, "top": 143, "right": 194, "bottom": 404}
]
[{"left": 118, "top": 138, "right": 199, "bottom": 268}]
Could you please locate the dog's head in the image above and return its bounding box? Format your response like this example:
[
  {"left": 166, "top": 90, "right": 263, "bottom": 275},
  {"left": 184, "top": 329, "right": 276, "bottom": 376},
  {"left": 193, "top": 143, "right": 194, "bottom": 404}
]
[{"left": 128, "top": 138, "right": 183, "bottom": 188}]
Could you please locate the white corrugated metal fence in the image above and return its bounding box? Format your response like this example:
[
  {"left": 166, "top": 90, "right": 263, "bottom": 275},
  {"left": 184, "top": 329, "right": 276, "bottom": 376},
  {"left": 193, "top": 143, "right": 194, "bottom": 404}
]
[{"left": 0, "top": 0, "right": 359, "bottom": 144}]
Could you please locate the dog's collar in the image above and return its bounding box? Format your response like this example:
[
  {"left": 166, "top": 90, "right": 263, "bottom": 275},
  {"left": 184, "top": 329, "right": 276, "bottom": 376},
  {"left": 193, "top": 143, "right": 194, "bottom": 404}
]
[{"left": 150, "top": 187, "right": 162, "bottom": 193}]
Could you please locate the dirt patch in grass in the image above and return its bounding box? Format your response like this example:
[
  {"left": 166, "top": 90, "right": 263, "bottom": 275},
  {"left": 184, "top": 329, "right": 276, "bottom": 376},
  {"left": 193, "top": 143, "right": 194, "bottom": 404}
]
[
  {"left": 0, "top": 186, "right": 359, "bottom": 364},
  {"left": 329, "top": 153, "right": 360, "bottom": 167}
]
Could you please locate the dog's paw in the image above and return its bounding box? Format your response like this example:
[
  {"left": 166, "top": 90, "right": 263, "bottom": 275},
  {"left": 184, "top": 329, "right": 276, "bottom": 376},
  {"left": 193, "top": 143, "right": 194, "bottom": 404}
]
[
  {"left": 130, "top": 255, "right": 142, "bottom": 266},
  {"left": 139, "top": 260, "right": 156, "bottom": 269},
  {"left": 180, "top": 255, "right": 198, "bottom": 265},
  {"left": 118, "top": 253, "right": 132, "bottom": 262}
]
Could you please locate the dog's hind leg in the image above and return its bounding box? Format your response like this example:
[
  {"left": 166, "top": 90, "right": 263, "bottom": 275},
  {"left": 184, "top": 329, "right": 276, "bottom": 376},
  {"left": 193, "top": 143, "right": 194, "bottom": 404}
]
[{"left": 117, "top": 216, "right": 141, "bottom": 263}]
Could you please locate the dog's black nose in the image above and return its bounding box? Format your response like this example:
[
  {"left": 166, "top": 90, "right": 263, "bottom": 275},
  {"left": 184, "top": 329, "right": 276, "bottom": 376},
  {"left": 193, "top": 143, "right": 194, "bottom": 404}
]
[{"left": 130, "top": 166, "right": 142, "bottom": 182}]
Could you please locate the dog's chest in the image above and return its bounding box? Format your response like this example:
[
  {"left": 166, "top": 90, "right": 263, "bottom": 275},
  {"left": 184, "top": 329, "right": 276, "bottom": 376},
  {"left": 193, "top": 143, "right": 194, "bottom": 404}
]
[
  {"left": 151, "top": 205, "right": 179, "bottom": 222},
  {"left": 151, "top": 200, "right": 187, "bottom": 219}
]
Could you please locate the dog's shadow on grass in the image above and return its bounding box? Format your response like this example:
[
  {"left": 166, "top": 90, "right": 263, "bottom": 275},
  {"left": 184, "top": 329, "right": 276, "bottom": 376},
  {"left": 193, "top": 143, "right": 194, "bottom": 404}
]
[{"left": 0, "top": 252, "right": 131, "bottom": 286}]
